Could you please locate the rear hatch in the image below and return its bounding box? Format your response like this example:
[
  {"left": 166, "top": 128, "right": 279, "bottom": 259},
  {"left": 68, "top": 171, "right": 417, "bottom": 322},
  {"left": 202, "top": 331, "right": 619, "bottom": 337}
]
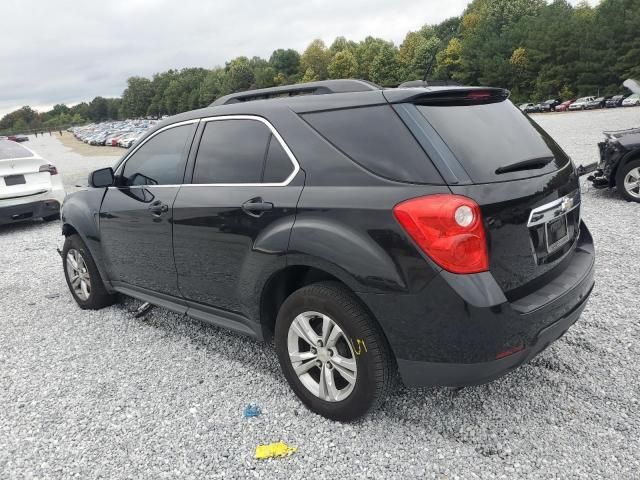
[
  {"left": 0, "top": 140, "right": 53, "bottom": 200},
  {"left": 388, "top": 89, "right": 580, "bottom": 296}
]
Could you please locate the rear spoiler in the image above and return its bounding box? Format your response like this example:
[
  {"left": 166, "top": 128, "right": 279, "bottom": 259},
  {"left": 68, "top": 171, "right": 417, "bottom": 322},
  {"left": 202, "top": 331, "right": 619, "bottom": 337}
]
[{"left": 383, "top": 87, "right": 510, "bottom": 106}]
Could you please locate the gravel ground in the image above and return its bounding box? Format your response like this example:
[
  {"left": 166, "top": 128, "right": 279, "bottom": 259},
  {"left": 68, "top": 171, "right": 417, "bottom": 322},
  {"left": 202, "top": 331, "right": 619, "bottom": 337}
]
[{"left": 1, "top": 109, "right": 639, "bottom": 479}]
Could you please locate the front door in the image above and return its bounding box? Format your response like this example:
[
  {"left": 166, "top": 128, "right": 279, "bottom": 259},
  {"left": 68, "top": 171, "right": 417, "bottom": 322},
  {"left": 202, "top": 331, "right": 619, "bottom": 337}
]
[
  {"left": 173, "top": 117, "right": 302, "bottom": 316},
  {"left": 99, "top": 121, "right": 197, "bottom": 296}
]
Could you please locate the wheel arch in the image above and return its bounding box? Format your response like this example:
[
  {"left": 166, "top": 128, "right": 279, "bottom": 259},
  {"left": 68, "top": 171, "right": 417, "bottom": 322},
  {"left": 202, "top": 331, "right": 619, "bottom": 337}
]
[{"left": 259, "top": 264, "right": 397, "bottom": 362}]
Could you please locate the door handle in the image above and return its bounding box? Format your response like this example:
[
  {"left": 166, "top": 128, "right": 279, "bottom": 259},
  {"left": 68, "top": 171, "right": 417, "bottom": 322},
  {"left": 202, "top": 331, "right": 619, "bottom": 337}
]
[
  {"left": 241, "top": 198, "right": 273, "bottom": 217},
  {"left": 148, "top": 200, "right": 169, "bottom": 215}
]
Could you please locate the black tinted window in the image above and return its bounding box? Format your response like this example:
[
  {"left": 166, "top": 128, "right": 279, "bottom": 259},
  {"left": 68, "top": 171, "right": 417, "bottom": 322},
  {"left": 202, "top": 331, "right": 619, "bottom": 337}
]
[
  {"left": 122, "top": 125, "right": 192, "bottom": 186},
  {"left": 263, "top": 135, "right": 294, "bottom": 183},
  {"left": 302, "top": 105, "right": 442, "bottom": 184},
  {"left": 417, "top": 102, "right": 569, "bottom": 183},
  {"left": 193, "top": 120, "right": 271, "bottom": 184}
]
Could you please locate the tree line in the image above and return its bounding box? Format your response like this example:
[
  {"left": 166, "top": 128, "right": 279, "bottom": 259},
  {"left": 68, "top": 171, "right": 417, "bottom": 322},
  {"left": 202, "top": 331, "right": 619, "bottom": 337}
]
[{"left": 2, "top": 0, "right": 638, "bottom": 135}]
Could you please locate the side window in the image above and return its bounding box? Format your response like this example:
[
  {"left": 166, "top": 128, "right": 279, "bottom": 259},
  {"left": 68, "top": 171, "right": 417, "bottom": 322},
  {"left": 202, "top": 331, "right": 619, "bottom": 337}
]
[
  {"left": 193, "top": 120, "right": 271, "bottom": 184},
  {"left": 302, "top": 105, "right": 443, "bottom": 184},
  {"left": 121, "top": 124, "right": 193, "bottom": 186},
  {"left": 263, "top": 134, "right": 295, "bottom": 183}
]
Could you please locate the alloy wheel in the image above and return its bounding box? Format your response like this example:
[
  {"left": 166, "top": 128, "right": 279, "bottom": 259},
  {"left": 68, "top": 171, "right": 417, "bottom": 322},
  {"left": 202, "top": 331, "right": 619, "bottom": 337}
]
[
  {"left": 287, "top": 311, "right": 358, "bottom": 402},
  {"left": 65, "top": 248, "right": 91, "bottom": 301},
  {"left": 623, "top": 167, "right": 640, "bottom": 199}
]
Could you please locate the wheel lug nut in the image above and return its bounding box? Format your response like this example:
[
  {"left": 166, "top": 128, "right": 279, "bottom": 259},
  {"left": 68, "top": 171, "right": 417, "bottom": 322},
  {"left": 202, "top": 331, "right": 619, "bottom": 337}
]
[
  {"left": 316, "top": 340, "right": 323, "bottom": 347},
  {"left": 327, "top": 363, "right": 333, "bottom": 369},
  {"left": 311, "top": 348, "right": 317, "bottom": 355},
  {"left": 315, "top": 360, "right": 322, "bottom": 367},
  {"left": 329, "top": 349, "right": 334, "bottom": 356}
]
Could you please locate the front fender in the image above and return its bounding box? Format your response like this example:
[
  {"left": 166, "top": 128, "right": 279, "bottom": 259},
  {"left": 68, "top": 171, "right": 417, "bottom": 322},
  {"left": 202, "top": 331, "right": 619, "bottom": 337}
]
[{"left": 61, "top": 188, "right": 112, "bottom": 290}]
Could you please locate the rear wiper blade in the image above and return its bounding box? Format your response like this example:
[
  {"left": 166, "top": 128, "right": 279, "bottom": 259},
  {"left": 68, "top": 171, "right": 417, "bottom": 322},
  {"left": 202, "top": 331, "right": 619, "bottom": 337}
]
[{"left": 495, "top": 157, "right": 554, "bottom": 175}]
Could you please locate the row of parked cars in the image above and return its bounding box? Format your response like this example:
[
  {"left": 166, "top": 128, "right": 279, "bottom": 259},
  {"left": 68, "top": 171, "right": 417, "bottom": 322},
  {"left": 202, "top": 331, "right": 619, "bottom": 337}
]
[
  {"left": 520, "top": 93, "right": 640, "bottom": 113},
  {"left": 70, "top": 120, "right": 160, "bottom": 148}
]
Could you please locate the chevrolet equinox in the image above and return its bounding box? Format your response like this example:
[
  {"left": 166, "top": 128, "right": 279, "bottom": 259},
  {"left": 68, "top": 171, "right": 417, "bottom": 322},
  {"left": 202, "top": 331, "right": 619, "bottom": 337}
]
[{"left": 61, "top": 80, "right": 595, "bottom": 421}]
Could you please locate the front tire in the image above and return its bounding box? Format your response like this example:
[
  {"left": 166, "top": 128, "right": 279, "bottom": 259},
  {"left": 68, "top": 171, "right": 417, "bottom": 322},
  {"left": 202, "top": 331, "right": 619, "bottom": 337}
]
[
  {"left": 275, "top": 282, "right": 395, "bottom": 421},
  {"left": 62, "top": 234, "right": 116, "bottom": 309},
  {"left": 616, "top": 159, "right": 640, "bottom": 203}
]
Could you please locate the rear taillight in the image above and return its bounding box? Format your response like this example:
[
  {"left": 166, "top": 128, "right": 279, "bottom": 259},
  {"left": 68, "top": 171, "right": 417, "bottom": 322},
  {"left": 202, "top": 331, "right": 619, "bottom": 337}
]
[
  {"left": 393, "top": 194, "right": 489, "bottom": 274},
  {"left": 39, "top": 164, "right": 58, "bottom": 175}
]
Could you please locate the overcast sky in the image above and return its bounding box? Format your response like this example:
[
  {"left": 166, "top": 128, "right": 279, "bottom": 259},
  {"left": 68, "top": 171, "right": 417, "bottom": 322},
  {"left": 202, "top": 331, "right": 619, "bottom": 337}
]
[{"left": 1, "top": 0, "right": 594, "bottom": 118}]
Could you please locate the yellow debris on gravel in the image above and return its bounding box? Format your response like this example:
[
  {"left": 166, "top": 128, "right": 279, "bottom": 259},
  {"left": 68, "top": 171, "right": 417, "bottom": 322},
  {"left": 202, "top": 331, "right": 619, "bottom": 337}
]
[{"left": 254, "top": 442, "right": 297, "bottom": 459}]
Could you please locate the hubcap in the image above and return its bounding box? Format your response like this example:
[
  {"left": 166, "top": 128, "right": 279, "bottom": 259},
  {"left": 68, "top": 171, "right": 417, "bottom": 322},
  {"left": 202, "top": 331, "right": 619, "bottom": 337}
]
[
  {"left": 623, "top": 167, "right": 640, "bottom": 199},
  {"left": 65, "top": 249, "right": 91, "bottom": 301},
  {"left": 287, "top": 311, "right": 358, "bottom": 402}
]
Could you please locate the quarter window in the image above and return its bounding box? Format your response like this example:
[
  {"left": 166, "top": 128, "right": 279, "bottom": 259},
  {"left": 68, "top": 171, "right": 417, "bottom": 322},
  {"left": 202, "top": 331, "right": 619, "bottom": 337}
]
[{"left": 121, "top": 124, "right": 193, "bottom": 186}]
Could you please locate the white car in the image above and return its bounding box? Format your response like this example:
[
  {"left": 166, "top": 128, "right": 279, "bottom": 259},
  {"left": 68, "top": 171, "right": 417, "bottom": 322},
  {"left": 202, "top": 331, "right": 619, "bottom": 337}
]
[
  {"left": 568, "top": 96, "right": 595, "bottom": 110},
  {"left": 0, "top": 140, "right": 65, "bottom": 225},
  {"left": 622, "top": 94, "right": 640, "bottom": 107}
]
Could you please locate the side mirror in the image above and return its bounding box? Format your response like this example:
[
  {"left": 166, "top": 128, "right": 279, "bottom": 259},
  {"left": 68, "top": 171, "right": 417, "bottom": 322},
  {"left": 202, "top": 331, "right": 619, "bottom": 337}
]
[{"left": 89, "top": 167, "right": 114, "bottom": 188}]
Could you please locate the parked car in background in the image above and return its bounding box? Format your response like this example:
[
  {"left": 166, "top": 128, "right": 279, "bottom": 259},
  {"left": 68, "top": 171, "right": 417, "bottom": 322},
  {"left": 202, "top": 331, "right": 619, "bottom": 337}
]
[
  {"left": 71, "top": 120, "right": 159, "bottom": 148},
  {"left": 569, "top": 96, "right": 596, "bottom": 110},
  {"left": 622, "top": 94, "right": 640, "bottom": 107},
  {"left": 587, "top": 127, "right": 640, "bottom": 202},
  {"left": 555, "top": 100, "right": 575, "bottom": 112},
  {"left": 519, "top": 103, "right": 536, "bottom": 113},
  {"left": 538, "top": 99, "right": 562, "bottom": 112},
  {"left": 7, "top": 135, "right": 29, "bottom": 142},
  {"left": 585, "top": 97, "right": 608, "bottom": 110},
  {"left": 605, "top": 95, "right": 626, "bottom": 108},
  {"left": 61, "top": 80, "right": 595, "bottom": 421},
  {"left": 0, "top": 139, "right": 65, "bottom": 225}
]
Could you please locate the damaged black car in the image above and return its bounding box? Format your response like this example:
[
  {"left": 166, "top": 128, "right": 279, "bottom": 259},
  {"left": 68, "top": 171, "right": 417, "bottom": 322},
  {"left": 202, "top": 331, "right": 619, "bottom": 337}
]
[{"left": 586, "top": 127, "right": 640, "bottom": 202}]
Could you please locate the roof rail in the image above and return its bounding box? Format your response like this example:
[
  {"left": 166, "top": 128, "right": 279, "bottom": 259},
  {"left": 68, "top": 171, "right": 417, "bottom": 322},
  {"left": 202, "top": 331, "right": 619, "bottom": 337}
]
[{"left": 210, "top": 79, "right": 381, "bottom": 106}]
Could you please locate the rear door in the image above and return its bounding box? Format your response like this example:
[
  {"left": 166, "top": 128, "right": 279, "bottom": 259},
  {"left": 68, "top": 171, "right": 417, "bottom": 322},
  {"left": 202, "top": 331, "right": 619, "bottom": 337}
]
[
  {"left": 99, "top": 121, "right": 197, "bottom": 296},
  {"left": 173, "top": 116, "right": 302, "bottom": 316}
]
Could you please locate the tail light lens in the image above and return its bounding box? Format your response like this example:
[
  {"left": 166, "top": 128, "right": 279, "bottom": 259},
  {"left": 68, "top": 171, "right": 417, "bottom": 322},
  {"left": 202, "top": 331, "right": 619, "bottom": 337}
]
[
  {"left": 393, "top": 194, "right": 489, "bottom": 274},
  {"left": 39, "top": 164, "right": 58, "bottom": 175}
]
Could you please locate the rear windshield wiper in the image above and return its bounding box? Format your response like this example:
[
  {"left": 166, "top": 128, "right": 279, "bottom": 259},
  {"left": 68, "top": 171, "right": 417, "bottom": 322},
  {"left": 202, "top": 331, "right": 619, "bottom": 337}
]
[{"left": 495, "top": 157, "right": 554, "bottom": 175}]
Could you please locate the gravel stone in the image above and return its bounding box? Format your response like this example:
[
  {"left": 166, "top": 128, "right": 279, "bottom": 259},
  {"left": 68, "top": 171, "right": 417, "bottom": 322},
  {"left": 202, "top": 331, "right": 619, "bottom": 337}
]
[{"left": 1, "top": 109, "right": 639, "bottom": 479}]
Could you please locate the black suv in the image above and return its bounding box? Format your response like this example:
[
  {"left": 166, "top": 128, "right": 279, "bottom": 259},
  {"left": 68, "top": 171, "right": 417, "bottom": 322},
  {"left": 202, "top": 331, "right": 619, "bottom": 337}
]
[{"left": 61, "top": 79, "right": 595, "bottom": 421}]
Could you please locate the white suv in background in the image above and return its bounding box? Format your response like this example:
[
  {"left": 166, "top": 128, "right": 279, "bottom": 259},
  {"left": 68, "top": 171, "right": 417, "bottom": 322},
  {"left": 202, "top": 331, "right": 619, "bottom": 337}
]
[
  {"left": 0, "top": 139, "right": 65, "bottom": 225},
  {"left": 569, "top": 96, "right": 596, "bottom": 110}
]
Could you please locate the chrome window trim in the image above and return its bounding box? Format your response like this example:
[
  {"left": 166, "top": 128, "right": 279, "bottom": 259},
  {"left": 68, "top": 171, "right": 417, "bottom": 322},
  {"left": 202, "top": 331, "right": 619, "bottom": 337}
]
[
  {"left": 114, "top": 119, "right": 200, "bottom": 177},
  {"left": 111, "top": 115, "right": 300, "bottom": 189},
  {"left": 185, "top": 115, "right": 300, "bottom": 187}
]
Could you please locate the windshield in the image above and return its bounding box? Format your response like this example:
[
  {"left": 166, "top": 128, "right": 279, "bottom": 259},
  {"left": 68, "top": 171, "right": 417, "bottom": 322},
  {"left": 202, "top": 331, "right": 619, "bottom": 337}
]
[
  {"left": 416, "top": 101, "right": 569, "bottom": 183},
  {"left": 0, "top": 140, "right": 34, "bottom": 160}
]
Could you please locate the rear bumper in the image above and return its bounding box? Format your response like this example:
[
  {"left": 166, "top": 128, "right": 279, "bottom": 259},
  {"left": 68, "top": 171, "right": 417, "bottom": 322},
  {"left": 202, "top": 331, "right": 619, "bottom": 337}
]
[
  {"left": 397, "top": 280, "right": 592, "bottom": 387},
  {"left": 360, "top": 221, "right": 595, "bottom": 388},
  {"left": 0, "top": 198, "right": 62, "bottom": 224}
]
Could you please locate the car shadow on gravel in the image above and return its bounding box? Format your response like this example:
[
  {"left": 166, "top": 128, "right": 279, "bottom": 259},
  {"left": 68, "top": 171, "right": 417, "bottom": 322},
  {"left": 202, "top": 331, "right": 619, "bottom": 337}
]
[
  {"left": 118, "top": 295, "right": 587, "bottom": 429},
  {"left": 0, "top": 219, "right": 59, "bottom": 236}
]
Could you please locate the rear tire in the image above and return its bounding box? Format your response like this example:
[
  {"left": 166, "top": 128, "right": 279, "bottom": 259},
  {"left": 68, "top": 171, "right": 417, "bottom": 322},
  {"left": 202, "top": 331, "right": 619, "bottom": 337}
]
[
  {"left": 274, "top": 282, "right": 395, "bottom": 421},
  {"left": 62, "top": 234, "right": 116, "bottom": 309},
  {"left": 615, "top": 159, "right": 640, "bottom": 203}
]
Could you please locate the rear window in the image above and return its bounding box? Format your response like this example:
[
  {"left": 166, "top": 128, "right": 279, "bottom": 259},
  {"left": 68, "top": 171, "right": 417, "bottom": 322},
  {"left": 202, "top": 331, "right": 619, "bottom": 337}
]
[
  {"left": 0, "top": 140, "right": 34, "bottom": 160},
  {"left": 416, "top": 101, "right": 569, "bottom": 183},
  {"left": 302, "top": 105, "right": 443, "bottom": 184}
]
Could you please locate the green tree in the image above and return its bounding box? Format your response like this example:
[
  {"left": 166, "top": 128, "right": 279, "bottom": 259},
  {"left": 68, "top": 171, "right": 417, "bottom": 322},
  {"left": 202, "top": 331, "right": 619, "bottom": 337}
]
[
  {"left": 369, "top": 43, "right": 401, "bottom": 86},
  {"left": 121, "top": 77, "right": 154, "bottom": 118},
  {"left": 269, "top": 48, "right": 301, "bottom": 77},
  {"left": 300, "top": 39, "right": 330, "bottom": 80},
  {"left": 328, "top": 50, "right": 359, "bottom": 78}
]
